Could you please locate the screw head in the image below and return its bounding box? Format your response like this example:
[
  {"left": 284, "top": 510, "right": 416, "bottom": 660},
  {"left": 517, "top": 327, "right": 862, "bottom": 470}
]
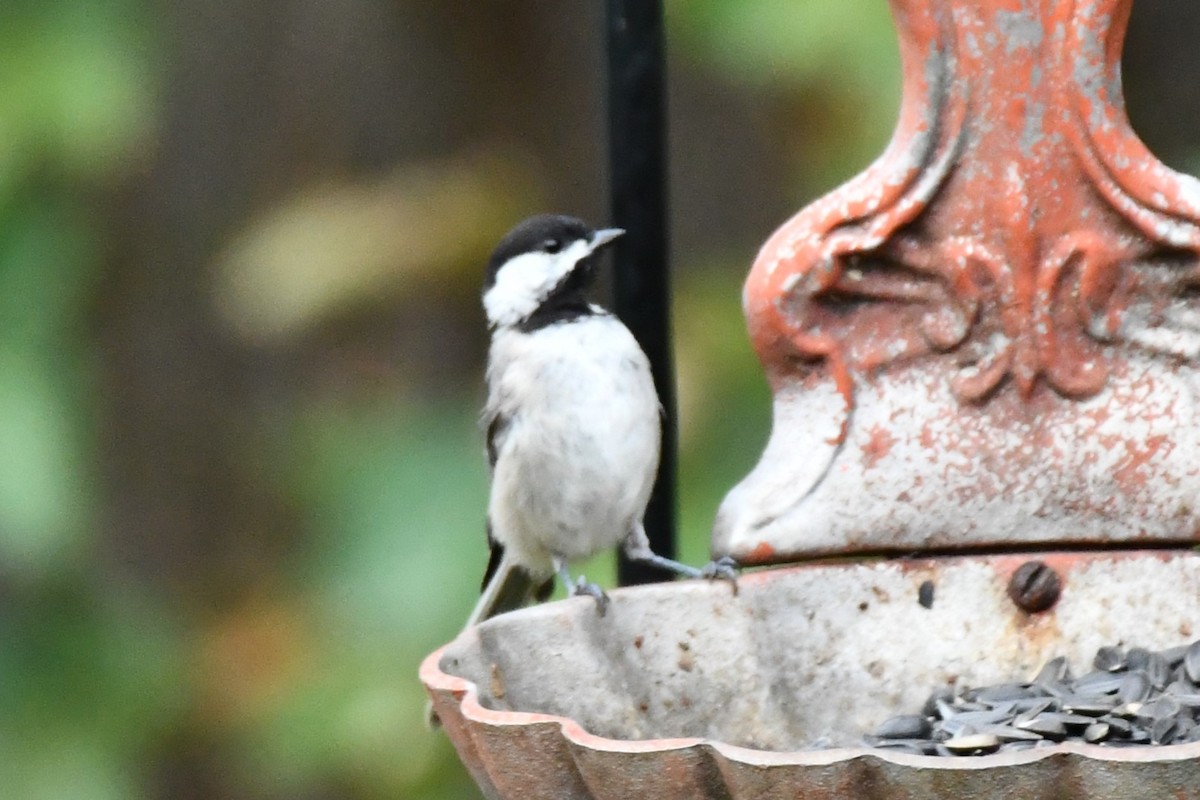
[
  {"left": 917, "top": 579, "right": 935, "bottom": 609},
  {"left": 1007, "top": 560, "right": 1062, "bottom": 613}
]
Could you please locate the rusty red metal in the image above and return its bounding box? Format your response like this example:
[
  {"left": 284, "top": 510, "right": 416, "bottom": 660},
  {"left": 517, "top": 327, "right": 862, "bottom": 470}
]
[
  {"left": 423, "top": 551, "right": 1200, "bottom": 800},
  {"left": 715, "top": 0, "right": 1200, "bottom": 564}
]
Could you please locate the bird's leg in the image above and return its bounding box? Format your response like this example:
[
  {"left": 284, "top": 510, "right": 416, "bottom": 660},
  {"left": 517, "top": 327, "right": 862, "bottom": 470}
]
[
  {"left": 554, "top": 557, "right": 609, "bottom": 616},
  {"left": 623, "top": 523, "right": 740, "bottom": 589}
]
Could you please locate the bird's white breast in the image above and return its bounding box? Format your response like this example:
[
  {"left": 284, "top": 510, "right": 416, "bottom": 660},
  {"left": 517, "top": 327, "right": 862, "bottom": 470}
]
[{"left": 485, "top": 315, "right": 661, "bottom": 570}]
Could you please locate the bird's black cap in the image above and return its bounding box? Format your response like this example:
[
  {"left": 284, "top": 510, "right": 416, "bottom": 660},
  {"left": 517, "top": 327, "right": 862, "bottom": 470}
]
[{"left": 484, "top": 214, "right": 593, "bottom": 291}]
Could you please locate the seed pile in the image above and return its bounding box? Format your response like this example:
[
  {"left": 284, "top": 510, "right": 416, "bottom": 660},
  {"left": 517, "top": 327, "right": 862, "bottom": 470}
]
[{"left": 865, "top": 640, "right": 1200, "bottom": 756}]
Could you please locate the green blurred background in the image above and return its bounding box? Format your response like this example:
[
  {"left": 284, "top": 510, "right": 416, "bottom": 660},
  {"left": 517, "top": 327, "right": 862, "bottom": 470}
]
[{"left": 1, "top": 1, "right": 1195, "bottom": 798}]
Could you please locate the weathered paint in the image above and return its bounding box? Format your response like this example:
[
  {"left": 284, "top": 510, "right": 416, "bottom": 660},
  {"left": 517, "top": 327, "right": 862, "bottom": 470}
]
[
  {"left": 721, "top": 0, "right": 1200, "bottom": 562},
  {"left": 422, "top": 551, "right": 1200, "bottom": 799}
]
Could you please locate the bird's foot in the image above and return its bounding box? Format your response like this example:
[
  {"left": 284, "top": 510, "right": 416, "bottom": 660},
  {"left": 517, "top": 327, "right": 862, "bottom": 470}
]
[
  {"left": 555, "top": 559, "right": 610, "bottom": 616},
  {"left": 623, "top": 523, "right": 739, "bottom": 590},
  {"left": 570, "top": 576, "right": 610, "bottom": 616},
  {"left": 623, "top": 545, "right": 741, "bottom": 591},
  {"left": 700, "top": 556, "right": 740, "bottom": 594},
  {"left": 700, "top": 556, "right": 740, "bottom": 581}
]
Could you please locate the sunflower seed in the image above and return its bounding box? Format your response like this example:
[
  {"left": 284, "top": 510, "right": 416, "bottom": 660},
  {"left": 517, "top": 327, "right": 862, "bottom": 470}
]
[
  {"left": 1157, "top": 643, "right": 1187, "bottom": 666},
  {"left": 951, "top": 708, "right": 1012, "bottom": 726},
  {"left": 1033, "top": 655, "right": 1070, "bottom": 685},
  {"left": 1172, "top": 667, "right": 1198, "bottom": 692},
  {"left": 1142, "top": 695, "right": 1182, "bottom": 721},
  {"left": 1131, "top": 727, "right": 1153, "bottom": 743},
  {"left": 993, "top": 700, "right": 1022, "bottom": 716},
  {"left": 1126, "top": 647, "right": 1152, "bottom": 671},
  {"left": 923, "top": 686, "right": 955, "bottom": 718},
  {"left": 1151, "top": 717, "right": 1180, "bottom": 745},
  {"left": 1111, "top": 702, "right": 1143, "bottom": 719},
  {"left": 1186, "top": 640, "right": 1200, "bottom": 683},
  {"left": 1013, "top": 715, "right": 1067, "bottom": 740},
  {"left": 1165, "top": 680, "right": 1194, "bottom": 697},
  {"left": 1117, "top": 670, "right": 1152, "bottom": 704},
  {"left": 939, "top": 718, "right": 977, "bottom": 738},
  {"left": 1101, "top": 716, "right": 1134, "bottom": 738},
  {"left": 875, "top": 714, "right": 933, "bottom": 739},
  {"left": 955, "top": 700, "right": 990, "bottom": 712},
  {"left": 1013, "top": 698, "right": 1055, "bottom": 725},
  {"left": 934, "top": 698, "right": 959, "bottom": 721},
  {"left": 1074, "top": 670, "right": 1125, "bottom": 694},
  {"left": 1012, "top": 695, "right": 1058, "bottom": 714},
  {"left": 973, "top": 683, "right": 1037, "bottom": 704},
  {"left": 944, "top": 733, "right": 1000, "bottom": 755},
  {"left": 1083, "top": 721, "right": 1110, "bottom": 743},
  {"left": 1147, "top": 653, "right": 1171, "bottom": 690},
  {"left": 1094, "top": 645, "right": 1126, "bottom": 672},
  {"left": 1037, "top": 712, "right": 1096, "bottom": 731},
  {"left": 864, "top": 638, "right": 1200, "bottom": 757},
  {"left": 1061, "top": 694, "right": 1116, "bottom": 716},
  {"left": 980, "top": 723, "right": 1043, "bottom": 742}
]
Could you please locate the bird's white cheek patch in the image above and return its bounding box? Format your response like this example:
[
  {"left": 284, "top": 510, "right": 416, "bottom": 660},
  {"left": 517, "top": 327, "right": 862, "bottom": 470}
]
[{"left": 483, "top": 240, "right": 592, "bottom": 327}]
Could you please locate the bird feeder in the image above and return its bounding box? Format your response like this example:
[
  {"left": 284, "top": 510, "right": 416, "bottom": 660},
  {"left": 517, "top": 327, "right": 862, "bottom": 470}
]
[{"left": 422, "top": 0, "right": 1200, "bottom": 796}]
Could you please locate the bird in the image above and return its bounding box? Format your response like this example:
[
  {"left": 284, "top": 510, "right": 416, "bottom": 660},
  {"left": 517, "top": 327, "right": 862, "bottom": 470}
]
[
  {"left": 469, "top": 214, "right": 737, "bottom": 626},
  {"left": 425, "top": 214, "right": 737, "bottom": 728}
]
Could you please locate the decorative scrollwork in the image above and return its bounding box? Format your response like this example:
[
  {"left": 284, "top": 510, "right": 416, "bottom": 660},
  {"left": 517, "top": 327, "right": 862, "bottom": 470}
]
[{"left": 744, "top": 0, "right": 1200, "bottom": 422}]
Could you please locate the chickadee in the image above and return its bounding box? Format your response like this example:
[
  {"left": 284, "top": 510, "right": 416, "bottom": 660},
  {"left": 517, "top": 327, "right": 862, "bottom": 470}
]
[{"left": 467, "top": 214, "right": 737, "bottom": 627}]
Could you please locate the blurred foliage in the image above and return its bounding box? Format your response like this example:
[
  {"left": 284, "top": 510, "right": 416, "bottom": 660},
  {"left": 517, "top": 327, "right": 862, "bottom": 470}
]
[
  {"left": 0, "top": 1, "right": 164, "bottom": 796},
  {"left": 667, "top": 0, "right": 900, "bottom": 191},
  {"left": 213, "top": 152, "right": 540, "bottom": 344},
  {"left": 0, "top": 0, "right": 153, "bottom": 191},
  {"left": 0, "top": 0, "right": 908, "bottom": 799},
  {"left": 0, "top": 0, "right": 153, "bottom": 578}
]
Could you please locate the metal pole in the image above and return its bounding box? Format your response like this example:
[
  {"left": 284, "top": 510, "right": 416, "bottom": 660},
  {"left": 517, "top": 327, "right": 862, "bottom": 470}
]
[{"left": 605, "top": 0, "right": 677, "bottom": 585}]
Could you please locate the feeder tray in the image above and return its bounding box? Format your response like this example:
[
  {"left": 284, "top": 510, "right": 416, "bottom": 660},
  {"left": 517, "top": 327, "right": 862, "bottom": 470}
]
[{"left": 422, "top": 550, "right": 1200, "bottom": 799}]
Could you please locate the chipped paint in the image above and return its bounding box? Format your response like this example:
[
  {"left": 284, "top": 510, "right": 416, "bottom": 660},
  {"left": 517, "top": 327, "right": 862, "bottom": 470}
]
[
  {"left": 727, "top": 0, "right": 1200, "bottom": 560},
  {"left": 1020, "top": 101, "right": 1045, "bottom": 156},
  {"left": 746, "top": 541, "right": 775, "bottom": 564},
  {"left": 996, "top": 8, "right": 1043, "bottom": 55}
]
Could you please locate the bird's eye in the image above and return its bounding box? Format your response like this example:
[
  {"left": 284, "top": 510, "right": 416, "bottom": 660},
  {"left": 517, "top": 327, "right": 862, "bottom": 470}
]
[{"left": 542, "top": 239, "right": 563, "bottom": 254}]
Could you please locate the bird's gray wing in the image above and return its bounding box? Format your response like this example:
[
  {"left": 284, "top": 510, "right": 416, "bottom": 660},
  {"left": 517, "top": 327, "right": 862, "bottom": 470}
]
[
  {"left": 481, "top": 522, "right": 552, "bottom": 602},
  {"left": 478, "top": 522, "right": 552, "bottom": 610},
  {"left": 480, "top": 412, "right": 551, "bottom": 599},
  {"left": 481, "top": 406, "right": 508, "bottom": 595},
  {"left": 484, "top": 410, "right": 507, "bottom": 471},
  {"left": 481, "top": 520, "right": 505, "bottom": 592}
]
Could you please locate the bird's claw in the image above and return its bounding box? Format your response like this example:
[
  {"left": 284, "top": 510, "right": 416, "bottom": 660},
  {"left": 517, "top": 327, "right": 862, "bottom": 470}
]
[
  {"left": 700, "top": 556, "right": 740, "bottom": 593},
  {"left": 571, "top": 576, "right": 610, "bottom": 616}
]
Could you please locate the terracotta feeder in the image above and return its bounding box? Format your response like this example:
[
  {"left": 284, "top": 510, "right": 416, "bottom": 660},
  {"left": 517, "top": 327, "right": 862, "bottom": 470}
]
[{"left": 422, "top": 1, "right": 1200, "bottom": 796}]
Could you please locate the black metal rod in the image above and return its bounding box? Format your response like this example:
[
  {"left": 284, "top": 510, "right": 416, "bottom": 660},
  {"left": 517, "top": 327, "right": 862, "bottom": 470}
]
[{"left": 605, "top": 0, "right": 677, "bottom": 586}]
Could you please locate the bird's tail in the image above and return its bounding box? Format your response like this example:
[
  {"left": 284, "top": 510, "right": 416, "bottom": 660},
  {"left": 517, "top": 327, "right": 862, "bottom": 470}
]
[
  {"left": 425, "top": 553, "right": 551, "bottom": 728},
  {"left": 465, "top": 550, "right": 550, "bottom": 629}
]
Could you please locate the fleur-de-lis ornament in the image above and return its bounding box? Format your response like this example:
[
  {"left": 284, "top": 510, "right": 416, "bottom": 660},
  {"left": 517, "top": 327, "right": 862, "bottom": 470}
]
[{"left": 717, "top": 0, "right": 1200, "bottom": 563}]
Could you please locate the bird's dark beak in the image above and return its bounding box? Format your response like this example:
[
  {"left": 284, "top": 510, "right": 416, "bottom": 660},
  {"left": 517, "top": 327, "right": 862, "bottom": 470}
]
[{"left": 589, "top": 228, "right": 625, "bottom": 252}]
